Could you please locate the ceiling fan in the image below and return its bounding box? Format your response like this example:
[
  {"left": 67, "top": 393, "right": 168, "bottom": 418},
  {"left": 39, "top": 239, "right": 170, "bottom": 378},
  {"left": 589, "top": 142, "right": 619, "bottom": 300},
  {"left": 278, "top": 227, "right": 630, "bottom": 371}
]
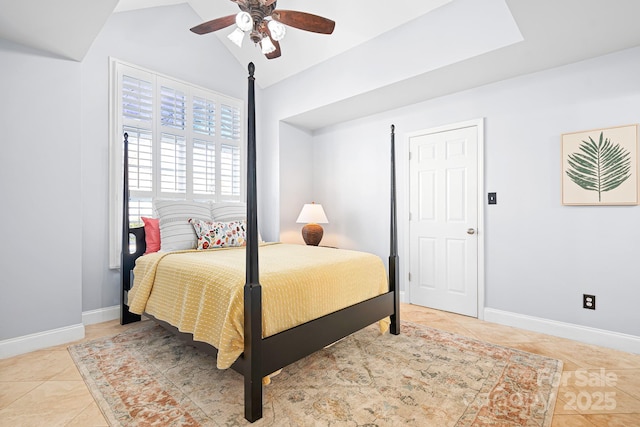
[{"left": 190, "top": 0, "right": 335, "bottom": 59}]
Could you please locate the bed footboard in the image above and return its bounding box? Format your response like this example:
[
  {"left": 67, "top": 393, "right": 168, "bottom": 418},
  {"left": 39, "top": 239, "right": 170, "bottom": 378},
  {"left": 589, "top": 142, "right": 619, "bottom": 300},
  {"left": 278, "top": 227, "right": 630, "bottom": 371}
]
[{"left": 121, "top": 226, "right": 143, "bottom": 325}]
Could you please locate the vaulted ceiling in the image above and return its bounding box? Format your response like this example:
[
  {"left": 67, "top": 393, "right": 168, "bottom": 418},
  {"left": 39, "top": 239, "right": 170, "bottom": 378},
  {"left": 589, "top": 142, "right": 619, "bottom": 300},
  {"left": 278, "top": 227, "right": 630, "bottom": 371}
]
[
  {"left": 0, "top": 0, "right": 450, "bottom": 87},
  {"left": 2, "top": 0, "right": 640, "bottom": 89},
  {"left": 118, "top": 0, "right": 452, "bottom": 87},
  {"left": 1, "top": 0, "right": 640, "bottom": 129}
]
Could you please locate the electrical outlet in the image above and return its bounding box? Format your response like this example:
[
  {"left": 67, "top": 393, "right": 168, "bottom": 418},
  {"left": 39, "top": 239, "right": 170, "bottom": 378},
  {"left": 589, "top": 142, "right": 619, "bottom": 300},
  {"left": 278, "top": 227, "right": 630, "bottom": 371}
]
[{"left": 583, "top": 294, "right": 596, "bottom": 310}]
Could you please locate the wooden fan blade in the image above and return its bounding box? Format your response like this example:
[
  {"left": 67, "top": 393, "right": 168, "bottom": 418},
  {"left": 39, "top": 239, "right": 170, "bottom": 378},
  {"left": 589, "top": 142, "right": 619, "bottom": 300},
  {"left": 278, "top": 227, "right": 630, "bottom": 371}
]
[
  {"left": 260, "top": 21, "right": 282, "bottom": 59},
  {"left": 272, "top": 10, "right": 335, "bottom": 34},
  {"left": 265, "top": 39, "right": 281, "bottom": 59},
  {"left": 190, "top": 14, "right": 236, "bottom": 35},
  {"left": 261, "top": 22, "right": 281, "bottom": 59}
]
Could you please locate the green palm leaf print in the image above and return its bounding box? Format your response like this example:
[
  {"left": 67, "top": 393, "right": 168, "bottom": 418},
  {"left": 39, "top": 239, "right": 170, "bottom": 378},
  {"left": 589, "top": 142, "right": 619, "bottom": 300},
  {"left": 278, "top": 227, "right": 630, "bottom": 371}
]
[{"left": 566, "top": 132, "right": 632, "bottom": 202}]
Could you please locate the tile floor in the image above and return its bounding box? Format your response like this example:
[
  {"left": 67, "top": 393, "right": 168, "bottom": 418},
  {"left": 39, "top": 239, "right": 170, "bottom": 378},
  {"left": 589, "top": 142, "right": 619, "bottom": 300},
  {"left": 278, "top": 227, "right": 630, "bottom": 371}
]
[{"left": 1, "top": 303, "right": 639, "bottom": 426}]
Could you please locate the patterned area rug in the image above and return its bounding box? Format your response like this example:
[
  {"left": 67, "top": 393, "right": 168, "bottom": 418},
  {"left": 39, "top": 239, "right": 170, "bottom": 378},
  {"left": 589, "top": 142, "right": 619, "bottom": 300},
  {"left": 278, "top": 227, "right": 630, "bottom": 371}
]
[{"left": 68, "top": 322, "right": 562, "bottom": 426}]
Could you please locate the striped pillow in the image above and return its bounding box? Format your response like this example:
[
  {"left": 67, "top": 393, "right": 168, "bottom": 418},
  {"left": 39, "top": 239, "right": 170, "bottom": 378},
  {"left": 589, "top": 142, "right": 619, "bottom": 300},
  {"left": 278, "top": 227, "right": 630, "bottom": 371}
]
[
  {"left": 211, "top": 202, "right": 247, "bottom": 222},
  {"left": 154, "top": 200, "right": 212, "bottom": 252}
]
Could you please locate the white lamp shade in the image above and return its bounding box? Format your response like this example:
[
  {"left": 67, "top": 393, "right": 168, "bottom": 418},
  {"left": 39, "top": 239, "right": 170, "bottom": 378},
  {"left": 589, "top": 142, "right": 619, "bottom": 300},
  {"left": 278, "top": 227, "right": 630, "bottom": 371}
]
[{"left": 296, "top": 203, "right": 328, "bottom": 224}]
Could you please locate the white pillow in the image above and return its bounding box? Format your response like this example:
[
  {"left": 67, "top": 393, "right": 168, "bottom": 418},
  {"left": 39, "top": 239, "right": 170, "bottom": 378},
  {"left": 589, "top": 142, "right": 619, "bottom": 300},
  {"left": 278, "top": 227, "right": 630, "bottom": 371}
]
[{"left": 154, "top": 200, "right": 211, "bottom": 251}]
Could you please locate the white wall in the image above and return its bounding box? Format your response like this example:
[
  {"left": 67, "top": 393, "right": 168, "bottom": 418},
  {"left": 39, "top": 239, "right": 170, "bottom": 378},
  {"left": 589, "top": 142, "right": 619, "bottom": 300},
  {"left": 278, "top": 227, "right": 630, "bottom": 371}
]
[
  {"left": 282, "top": 47, "right": 640, "bottom": 339},
  {"left": 0, "top": 40, "right": 83, "bottom": 340},
  {"left": 1, "top": 1, "right": 638, "bottom": 354},
  {"left": 278, "top": 123, "right": 313, "bottom": 245},
  {"left": 258, "top": 0, "right": 523, "bottom": 243},
  {"left": 0, "top": 4, "right": 252, "bottom": 350},
  {"left": 313, "top": 120, "right": 393, "bottom": 253}
]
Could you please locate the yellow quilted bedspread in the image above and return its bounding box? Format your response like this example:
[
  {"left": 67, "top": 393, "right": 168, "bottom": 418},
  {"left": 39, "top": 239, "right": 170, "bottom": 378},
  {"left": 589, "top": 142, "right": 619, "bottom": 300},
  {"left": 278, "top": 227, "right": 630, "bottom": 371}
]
[{"left": 128, "top": 243, "right": 389, "bottom": 369}]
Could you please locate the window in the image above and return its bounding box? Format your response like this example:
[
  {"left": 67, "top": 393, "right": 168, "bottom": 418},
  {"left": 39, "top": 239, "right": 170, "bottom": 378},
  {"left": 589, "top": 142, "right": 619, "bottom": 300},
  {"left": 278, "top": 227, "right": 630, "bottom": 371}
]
[{"left": 109, "top": 59, "right": 244, "bottom": 268}]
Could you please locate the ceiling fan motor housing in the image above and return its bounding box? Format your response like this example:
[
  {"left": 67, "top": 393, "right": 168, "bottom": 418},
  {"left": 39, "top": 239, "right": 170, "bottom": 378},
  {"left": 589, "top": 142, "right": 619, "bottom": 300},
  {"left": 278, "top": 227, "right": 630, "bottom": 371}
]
[{"left": 238, "top": 0, "right": 277, "bottom": 42}]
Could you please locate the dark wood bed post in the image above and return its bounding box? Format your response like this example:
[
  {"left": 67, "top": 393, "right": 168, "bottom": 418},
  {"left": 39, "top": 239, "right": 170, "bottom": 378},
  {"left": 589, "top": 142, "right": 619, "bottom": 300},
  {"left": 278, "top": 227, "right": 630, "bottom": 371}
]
[
  {"left": 389, "top": 124, "right": 400, "bottom": 335},
  {"left": 121, "top": 132, "right": 142, "bottom": 325},
  {"left": 244, "top": 62, "right": 263, "bottom": 423}
]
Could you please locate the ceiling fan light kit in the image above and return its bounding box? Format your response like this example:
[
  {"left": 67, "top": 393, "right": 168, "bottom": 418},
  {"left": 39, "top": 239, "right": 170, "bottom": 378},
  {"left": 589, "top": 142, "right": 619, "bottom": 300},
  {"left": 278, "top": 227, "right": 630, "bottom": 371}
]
[
  {"left": 267, "top": 19, "right": 286, "bottom": 41},
  {"left": 260, "top": 36, "right": 276, "bottom": 54},
  {"left": 190, "top": 0, "right": 335, "bottom": 59},
  {"left": 227, "top": 27, "right": 246, "bottom": 47},
  {"left": 235, "top": 11, "right": 253, "bottom": 32}
]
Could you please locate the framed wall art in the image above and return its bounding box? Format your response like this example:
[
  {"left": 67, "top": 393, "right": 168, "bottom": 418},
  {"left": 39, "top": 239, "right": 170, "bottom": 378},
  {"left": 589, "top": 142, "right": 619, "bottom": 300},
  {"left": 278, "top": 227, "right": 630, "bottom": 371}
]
[{"left": 561, "top": 124, "right": 639, "bottom": 206}]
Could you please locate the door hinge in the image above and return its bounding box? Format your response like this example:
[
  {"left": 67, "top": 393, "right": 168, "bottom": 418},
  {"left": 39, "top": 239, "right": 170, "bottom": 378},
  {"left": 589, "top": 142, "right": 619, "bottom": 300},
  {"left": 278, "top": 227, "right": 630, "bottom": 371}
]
[
  {"left": 408, "top": 272, "right": 412, "bottom": 281},
  {"left": 409, "top": 151, "right": 412, "bottom": 161},
  {"left": 409, "top": 212, "right": 412, "bottom": 221}
]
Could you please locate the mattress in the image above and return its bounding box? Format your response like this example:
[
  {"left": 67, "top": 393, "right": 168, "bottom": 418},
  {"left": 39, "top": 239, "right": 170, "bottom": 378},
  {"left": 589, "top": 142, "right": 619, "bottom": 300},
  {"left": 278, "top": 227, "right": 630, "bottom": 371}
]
[{"left": 128, "top": 243, "right": 389, "bottom": 368}]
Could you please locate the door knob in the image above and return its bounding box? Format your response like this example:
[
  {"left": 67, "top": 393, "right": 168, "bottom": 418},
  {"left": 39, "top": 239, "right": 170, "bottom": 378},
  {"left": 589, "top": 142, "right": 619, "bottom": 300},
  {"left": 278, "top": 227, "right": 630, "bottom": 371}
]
[{"left": 467, "top": 228, "right": 476, "bottom": 235}]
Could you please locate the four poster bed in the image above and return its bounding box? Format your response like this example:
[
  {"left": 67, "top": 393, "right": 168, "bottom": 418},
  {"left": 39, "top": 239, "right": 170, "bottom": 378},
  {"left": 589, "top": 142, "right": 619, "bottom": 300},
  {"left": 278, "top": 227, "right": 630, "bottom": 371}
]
[{"left": 120, "top": 62, "right": 400, "bottom": 423}]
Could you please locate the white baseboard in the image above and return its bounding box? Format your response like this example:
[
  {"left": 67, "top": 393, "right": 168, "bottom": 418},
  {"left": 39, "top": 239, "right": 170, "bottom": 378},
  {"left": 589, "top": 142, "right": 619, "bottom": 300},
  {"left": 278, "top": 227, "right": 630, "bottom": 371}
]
[
  {"left": 82, "top": 305, "right": 120, "bottom": 325},
  {"left": 484, "top": 308, "right": 640, "bottom": 355},
  {"left": 0, "top": 306, "right": 121, "bottom": 360},
  {"left": 0, "top": 323, "right": 85, "bottom": 359}
]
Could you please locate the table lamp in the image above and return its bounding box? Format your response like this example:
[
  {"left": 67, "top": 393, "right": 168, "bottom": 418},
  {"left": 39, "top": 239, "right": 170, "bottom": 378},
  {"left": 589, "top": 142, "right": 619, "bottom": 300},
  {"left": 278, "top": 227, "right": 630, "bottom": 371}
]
[{"left": 296, "top": 203, "right": 328, "bottom": 246}]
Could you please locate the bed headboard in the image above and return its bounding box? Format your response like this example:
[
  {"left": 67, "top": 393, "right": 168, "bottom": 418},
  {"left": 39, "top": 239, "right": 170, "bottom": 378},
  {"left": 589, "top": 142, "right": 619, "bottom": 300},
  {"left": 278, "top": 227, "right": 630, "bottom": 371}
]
[{"left": 120, "top": 132, "right": 143, "bottom": 324}]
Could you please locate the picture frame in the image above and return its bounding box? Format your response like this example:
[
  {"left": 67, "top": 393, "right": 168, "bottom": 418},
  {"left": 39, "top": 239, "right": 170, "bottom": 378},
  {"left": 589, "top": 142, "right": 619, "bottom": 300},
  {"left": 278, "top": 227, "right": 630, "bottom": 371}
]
[{"left": 561, "top": 124, "right": 639, "bottom": 206}]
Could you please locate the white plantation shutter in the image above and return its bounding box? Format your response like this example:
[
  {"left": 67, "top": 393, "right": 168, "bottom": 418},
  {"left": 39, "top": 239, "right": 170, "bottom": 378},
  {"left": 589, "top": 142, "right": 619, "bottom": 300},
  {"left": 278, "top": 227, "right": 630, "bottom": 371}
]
[
  {"left": 192, "top": 94, "right": 217, "bottom": 196},
  {"left": 221, "top": 144, "right": 241, "bottom": 197},
  {"left": 160, "top": 86, "right": 186, "bottom": 130},
  {"left": 160, "top": 133, "right": 187, "bottom": 193},
  {"left": 122, "top": 76, "right": 152, "bottom": 122},
  {"left": 193, "top": 96, "right": 216, "bottom": 137},
  {"left": 219, "top": 103, "right": 242, "bottom": 199},
  {"left": 159, "top": 81, "right": 188, "bottom": 196},
  {"left": 193, "top": 139, "right": 215, "bottom": 194},
  {"left": 121, "top": 72, "right": 154, "bottom": 231},
  {"left": 124, "top": 127, "right": 153, "bottom": 192},
  {"left": 109, "top": 59, "right": 245, "bottom": 268},
  {"left": 221, "top": 104, "right": 241, "bottom": 141}
]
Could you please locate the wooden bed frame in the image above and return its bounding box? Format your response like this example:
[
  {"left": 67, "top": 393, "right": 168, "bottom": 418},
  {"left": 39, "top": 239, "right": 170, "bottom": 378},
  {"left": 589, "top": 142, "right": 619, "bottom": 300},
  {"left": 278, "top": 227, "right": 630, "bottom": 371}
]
[{"left": 120, "top": 62, "right": 400, "bottom": 423}]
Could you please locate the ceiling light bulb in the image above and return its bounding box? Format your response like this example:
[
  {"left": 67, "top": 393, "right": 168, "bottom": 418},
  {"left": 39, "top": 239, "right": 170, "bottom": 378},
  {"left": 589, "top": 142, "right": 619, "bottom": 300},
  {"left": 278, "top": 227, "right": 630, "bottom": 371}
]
[
  {"left": 227, "top": 28, "right": 245, "bottom": 47},
  {"left": 261, "top": 36, "right": 276, "bottom": 54},
  {"left": 235, "top": 11, "right": 253, "bottom": 32},
  {"left": 268, "top": 20, "right": 286, "bottom": 41}
]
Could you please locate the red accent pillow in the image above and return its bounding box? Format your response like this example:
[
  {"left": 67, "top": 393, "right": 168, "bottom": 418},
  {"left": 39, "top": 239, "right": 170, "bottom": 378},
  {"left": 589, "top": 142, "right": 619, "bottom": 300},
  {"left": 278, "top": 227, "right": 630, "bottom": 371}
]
[{"left": 142, "top": 217, "right": 161, "bottom": 254}]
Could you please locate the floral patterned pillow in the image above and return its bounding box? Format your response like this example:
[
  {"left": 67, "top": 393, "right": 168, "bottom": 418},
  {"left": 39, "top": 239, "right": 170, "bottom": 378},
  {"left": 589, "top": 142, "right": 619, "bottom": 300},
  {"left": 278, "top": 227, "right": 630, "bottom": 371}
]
[{"left": 189, "top": 219, "right": 247, "bottom": 250}]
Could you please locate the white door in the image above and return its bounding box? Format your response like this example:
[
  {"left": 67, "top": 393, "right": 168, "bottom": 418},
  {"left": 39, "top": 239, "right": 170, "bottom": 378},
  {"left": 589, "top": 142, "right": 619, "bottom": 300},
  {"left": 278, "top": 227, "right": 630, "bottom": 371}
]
[{"left": 409, "top": 125, "right": 479, "bottom": 317}]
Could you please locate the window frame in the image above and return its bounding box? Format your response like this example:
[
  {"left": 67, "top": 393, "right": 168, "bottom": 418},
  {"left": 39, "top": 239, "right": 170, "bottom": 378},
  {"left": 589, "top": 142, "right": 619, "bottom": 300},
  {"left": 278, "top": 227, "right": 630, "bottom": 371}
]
[{"left": 108, "top": 58, "right": 245, "bottom": 269}]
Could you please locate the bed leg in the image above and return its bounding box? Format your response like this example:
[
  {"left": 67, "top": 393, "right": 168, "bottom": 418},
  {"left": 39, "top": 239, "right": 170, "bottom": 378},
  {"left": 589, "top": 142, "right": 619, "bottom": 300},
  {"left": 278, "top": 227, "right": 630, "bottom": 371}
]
[
  {"left": 120, "top": 303, "right": 141, "bottom": 325},
  {"left": 244, "top": 284, "right": 263, "bottom": 422}
]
